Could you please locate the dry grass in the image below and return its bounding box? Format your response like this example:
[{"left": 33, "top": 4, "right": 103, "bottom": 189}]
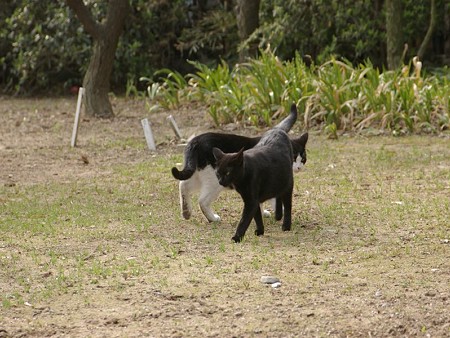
[{"left": 0, "top": 97, "right": 449, "bottom": 337}]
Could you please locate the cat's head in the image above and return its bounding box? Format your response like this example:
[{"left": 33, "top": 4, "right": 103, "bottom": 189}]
[
  {"left": 291, "top": 132, "right": 308, "bottom": 172},
  {"left": 212, "top": 147, "right": 244, "bottom": 188}
]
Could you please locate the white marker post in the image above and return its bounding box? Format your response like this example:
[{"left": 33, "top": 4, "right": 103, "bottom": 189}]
[
  {"left": 141, "top": 118, "right": 156, "bottom": 151},
  {"left": 167, "top": 115, "right": 182, "bottom": 140},
  {"left": 71, "top": 87, "right": 84, "bottom": 147}
]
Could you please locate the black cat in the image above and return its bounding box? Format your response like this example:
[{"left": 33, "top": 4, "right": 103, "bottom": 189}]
[
  {"left": 171, "top": 104, "right": 300, "bottom": 222},
  {"left": 213, "top": 129, "right": 308, "bottom": 242}
]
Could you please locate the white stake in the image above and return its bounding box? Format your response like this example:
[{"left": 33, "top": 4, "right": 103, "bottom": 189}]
[
  {"left": 167, "top": 115, "right": 182, "bottom": 139},
  {"left": 141, "top": 118, "right": 156, "bottom": 151},
  {"left": 71, "top": 87, "right": 84, "bottom": 147}
]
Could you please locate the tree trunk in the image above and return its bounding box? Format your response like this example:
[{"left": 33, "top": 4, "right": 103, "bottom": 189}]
[
  {"left": 445, "top": 2, "right": 450, "bottom": 60},
  {"left": 385, "top": 0, "right": 403, "bottom": 70},
  {"left": 417, "top": 0, "right": 437, "bottom": 61},
  {"left": 66, "top": 0, "right": 129, "bottom": 118},
  {"left": 235, "top": 0, "right": 261, "bottom": 62}
]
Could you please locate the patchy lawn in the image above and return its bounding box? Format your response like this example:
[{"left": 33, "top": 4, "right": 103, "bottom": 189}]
[{"left": 0, "top": 97, "right": 449, "bottom": 337}]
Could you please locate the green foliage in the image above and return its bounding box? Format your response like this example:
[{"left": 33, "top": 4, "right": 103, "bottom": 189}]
[
  {"left": 176, "top": 7, "right": 238, "bottom": 62},
  {"left": 152, "top": 68, "right": 189, "bottom": 109},
  {"left": 256, "top": 0, "right": 386, "bottom": 65},
  {"left": 147, "top": 49, "right": 449, "bottom": 134},
  {"left": 402, "top": 0, "right": 449, "bottom": 58},
  {"left": 0, "top": 0, "right": 447, "bottom": 95},
  {"left": 255, "top": 0, "right": 448, "bottom": 67},
  {"left": 0, "top": 0, "right": 189, "bottom": 95},
  {"left": 114, "top": 0, "right": 188, "bottom": 92},
  {"left": 0, "top": 1, "right": 90, "bottom": 94}
]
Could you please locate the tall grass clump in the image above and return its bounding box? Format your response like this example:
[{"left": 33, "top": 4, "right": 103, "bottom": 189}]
[
  {"left": 189, "top": 60, "right": 246, "bottom": 125},
  {"left": 187, "top": 51, "right": 308, "bottom": 125},
  {"left": 140, "top": 69, "right": 189, "bottom": 111},
  {"left": 144, "top": 49, "right": 449, "bottom": 134}
]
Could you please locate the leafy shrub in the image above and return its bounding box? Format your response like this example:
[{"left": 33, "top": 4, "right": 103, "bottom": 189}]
[
  {"left": 1, "top": 0, "right": 447, "bottom": 96},
  {"left": 255, "top": 0, "right": 385, "bottom": 65},
  {"left": 0, "top": 1, "right": 90, "bottom": 94},
  {"left": 0, "top": 0, "right": 190, "bottom": 95},
  {"left": 146, "top": 49, "right": 449, "bottom": 134},
  {"left": 176, "top": 6, "right": 238, "bottom": 63}
]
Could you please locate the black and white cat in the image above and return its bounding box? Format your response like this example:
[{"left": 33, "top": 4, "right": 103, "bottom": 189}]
[
  {"left": 171, "top": 104, "right": 301, "bottom": 222},
  {"left": 213, "top": 128, "right": 308, "bottom": 242}
]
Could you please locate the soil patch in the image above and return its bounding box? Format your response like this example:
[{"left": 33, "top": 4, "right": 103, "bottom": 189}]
[{"left": 1, "top": 97, "right": 449, "bottom": 337}]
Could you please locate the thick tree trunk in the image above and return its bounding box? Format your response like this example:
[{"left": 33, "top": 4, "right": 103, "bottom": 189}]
[
  {"left": 385, "top": 0, "right": 403, "bottom": 70},
  {"left": 67, "top": 0, "right": 129, "bottom": 118},
  {"left": 83, "top": 36, "right": 115, "bottom": 118},
  {"left": 235, "top": 0, "right": 261, "bottom": 62}
]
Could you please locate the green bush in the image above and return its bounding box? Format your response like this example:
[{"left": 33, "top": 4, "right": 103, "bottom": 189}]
[
  {"left": 255, "top": 0, "right": 385, "bottom": 65},
  {"left": 1, "top": 0, "right": 447, "bottom": 95},
  {"left": 0, "top": 1, "right": 90, "bottom": 94},
  {"left": 176, "top": 6, "right": 238, "bottom": 63},
  {"left": 0, "top": 0, "right": 189, "bottom": 95}
]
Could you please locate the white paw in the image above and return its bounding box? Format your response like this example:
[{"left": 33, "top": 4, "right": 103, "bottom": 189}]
[
  {"left": 211, "top": 214, "right": 221, "bottom": 222},
  {"left": 205, "top": 213, "right": 221, "bottom": 222},
  {"left": 263, "top": 209, "right": 271, "bottom": 218}
]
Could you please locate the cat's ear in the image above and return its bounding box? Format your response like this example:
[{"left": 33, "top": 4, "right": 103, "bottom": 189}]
[
  {"left": 297, "top": 132, "right": 308, "bottom": 146},
  {"left": 300, "top": 132, "right": 308, "bottom": 144},
  {"left": 291, "top": 132, "right": 308, "bottom": 151},
  {"left": 235, "top": 147, "right": 244, "bottom": 165},
  {"left": 213, "top": 147, "right": 225, "bottom": 161}
]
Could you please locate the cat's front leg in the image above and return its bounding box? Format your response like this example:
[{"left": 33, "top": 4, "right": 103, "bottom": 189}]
[
  {"left": 232, "top": 202, "right": 258, "bottom": 243},
  {"left": 200, "top": 205, "right": 221, "bottom": 222}
]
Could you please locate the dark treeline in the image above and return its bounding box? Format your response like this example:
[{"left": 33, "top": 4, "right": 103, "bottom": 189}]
[{"left": 0, "top": 0, "right": 448, "bottom": 95}]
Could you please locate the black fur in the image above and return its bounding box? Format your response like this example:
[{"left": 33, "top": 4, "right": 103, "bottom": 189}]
[
  {"left": 171, "top": 134, "right": 260, "bottom": 180},
  {"left": 213, "top": 129, "right": 295, "bottom": 243},
  {"left": 171, "top": 104, "right": 298, "bottom": 180},
  {"left": 292, "top": 133, "right": 309, "bottom": 168}
]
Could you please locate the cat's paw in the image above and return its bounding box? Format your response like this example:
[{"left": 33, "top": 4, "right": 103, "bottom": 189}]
[
  {"left": 282, "top": 224, "right": 291, "bottom": 231},
  {"left": 255, "top": 229, "right": 264, "bottom": 236},
  {"left": 182, "top": 210, "right": 191, "bottom": 220},
  {"left": 232, "top": 235, "right": 243, "bottom": 243},
  {"left": 208, "top": 214, "right": 221, "bottom": 222},
  {"left": 262, "top": 209, "right": 271, "bottom": 218},
  {"left": 275, "top": 213, "right": 283, "bottom": 221}
]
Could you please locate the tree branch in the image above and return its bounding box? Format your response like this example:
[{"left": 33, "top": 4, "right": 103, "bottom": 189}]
[
  {"left": 417, "top": 0, "right": 437, "bottom": 61},
  {"left": 66, "top": 0, "right": 101, "bottom": 39}
]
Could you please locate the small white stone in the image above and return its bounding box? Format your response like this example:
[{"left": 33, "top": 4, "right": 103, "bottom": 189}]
[
  {"left": 271, "top": 282, "right": 282, "bottom": 288},
  {"left": 260, "top": 276, "right": 280, "bottom": 284}
]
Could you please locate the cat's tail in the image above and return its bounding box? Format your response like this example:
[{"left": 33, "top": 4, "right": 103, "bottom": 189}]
[
  {"left": 171, "top": 143, "right": 198, "bottom": 180},
  {"left": 274, "top": 103, "right": 298, "bottom": 132}
]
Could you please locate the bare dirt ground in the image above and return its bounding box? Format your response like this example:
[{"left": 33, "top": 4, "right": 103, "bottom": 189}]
[
  {"left": 0, "top": 96, "right": 212, "bottom": 187},
  {"left": 0, "top": 96, "right": 449, "bottom": 337}
]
